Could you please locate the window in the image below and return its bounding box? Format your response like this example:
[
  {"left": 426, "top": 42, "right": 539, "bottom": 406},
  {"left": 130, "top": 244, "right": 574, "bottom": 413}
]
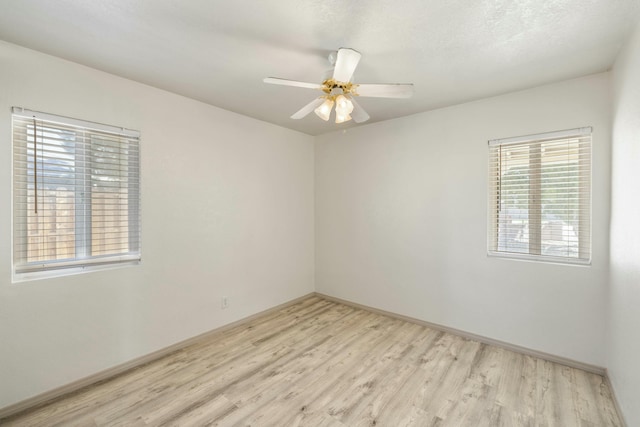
[
  {"left": 487, "top": 127, "right": 591, "bottom": 264},
  {"left": 12, "top": 108, "right": 141, "bottom": 279}
]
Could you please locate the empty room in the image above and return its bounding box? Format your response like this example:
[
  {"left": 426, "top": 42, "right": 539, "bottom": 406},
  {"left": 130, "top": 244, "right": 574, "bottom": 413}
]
[{"left": 1, "top": 1, "right": 639, "bottom": 426}]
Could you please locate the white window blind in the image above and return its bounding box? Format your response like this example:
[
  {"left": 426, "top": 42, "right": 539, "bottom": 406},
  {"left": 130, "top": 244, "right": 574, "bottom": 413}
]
[
  {"left": 12, "top": 108, "right": 141, "bottom": 277},
  {"left": 487, "top": 127, "right": 591, "bottom": 264}
]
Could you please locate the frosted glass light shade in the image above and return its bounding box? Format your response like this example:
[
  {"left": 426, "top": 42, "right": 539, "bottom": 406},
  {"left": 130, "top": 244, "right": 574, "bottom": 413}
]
[
  {"left": 335, "top": 113, "right": 352, "bottom": 124},
  {"left": 314, "top": 99, "right": 334, "bottom": 121},
  {"left": 335, "top": 95, "right": 354, "bottom": 117}
]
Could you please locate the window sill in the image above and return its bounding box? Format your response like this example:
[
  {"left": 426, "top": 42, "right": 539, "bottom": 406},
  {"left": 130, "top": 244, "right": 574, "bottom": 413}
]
[
  {"left": 12, "top": 259, "right": 141, "bottom": 284},
  {"left": 487, "top": 251, "right": 591, "bottom": 266}
]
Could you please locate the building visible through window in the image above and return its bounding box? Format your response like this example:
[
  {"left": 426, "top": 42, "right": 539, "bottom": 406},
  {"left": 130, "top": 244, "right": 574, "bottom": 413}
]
[{"left": 488, "top": 128, "right": 591, "bottom": 264}]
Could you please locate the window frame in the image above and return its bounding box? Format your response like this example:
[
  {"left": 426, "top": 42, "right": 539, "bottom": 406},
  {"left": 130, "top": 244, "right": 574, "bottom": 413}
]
[
  {"left": 487, "top": 127, "right": 592, "bottom": 265},
  {"left": 11, "top": 107, "right": 141, "bottom": 282}
]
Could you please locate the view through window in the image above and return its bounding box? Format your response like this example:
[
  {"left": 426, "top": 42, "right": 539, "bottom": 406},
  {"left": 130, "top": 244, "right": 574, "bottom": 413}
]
[
  {"left": 12, "top": 108, "right": 141, "bottom": 278},
  {"left": 488, "top": 128, "right": 591, "bottom": 264}
]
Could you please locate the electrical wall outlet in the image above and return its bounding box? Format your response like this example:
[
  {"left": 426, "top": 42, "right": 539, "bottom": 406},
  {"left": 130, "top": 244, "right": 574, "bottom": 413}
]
[{"left": 221, "top": 296, "right": 229, "bottom": 309}]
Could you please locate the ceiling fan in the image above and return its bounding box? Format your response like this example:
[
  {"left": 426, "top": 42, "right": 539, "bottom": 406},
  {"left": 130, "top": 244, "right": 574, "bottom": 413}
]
[{"left": 264, "top": 48, "right": 414, "bottom": 124}]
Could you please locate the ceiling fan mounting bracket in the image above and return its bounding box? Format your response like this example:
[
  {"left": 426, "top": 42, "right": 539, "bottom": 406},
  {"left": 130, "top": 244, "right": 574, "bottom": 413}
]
[{"left": 321, "top": 79, "right": 359, "bottom": 96}]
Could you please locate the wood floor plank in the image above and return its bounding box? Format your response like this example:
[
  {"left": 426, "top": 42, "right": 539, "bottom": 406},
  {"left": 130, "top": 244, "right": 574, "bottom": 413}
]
[
  {"left": 1, "top": 297, "right": 623, "bottom": 427},
  {"left": 215, "top": 315, "right": 410, "bottom": 425},
  {"left": 14, "top": 298, "right": 333, "bottom": 427}
]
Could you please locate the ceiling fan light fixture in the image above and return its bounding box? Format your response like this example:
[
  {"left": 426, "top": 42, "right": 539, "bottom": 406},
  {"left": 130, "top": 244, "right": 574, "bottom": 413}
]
[
  {"left": 335, "top": 94, "right": 354, "bottom": 117},
  {"left": 335, "top": 113, "right": 352, "bottom": 124},
  {"left": 264, "top": 47, "right": 414, "bottom": 124},
  {"left": 314, "top": 98, "right": 334, "bottom": 121}
]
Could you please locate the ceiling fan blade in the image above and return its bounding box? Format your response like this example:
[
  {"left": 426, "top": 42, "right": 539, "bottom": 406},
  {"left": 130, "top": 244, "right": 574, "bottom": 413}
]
[
  {"left": 291, "top": 98, "right": 325, "bottom": 119},
  {"left": 349, "top": 98, "right": 370, "bottom": 123},
  {"left": 354, "top": 83, "right": 414, "bottom": 98},
  {"left": 264, "top": 77, "right": 323, "bottom": 90},
  {"left": 332, "top": 48, "right": 361, "bottom": 83}
]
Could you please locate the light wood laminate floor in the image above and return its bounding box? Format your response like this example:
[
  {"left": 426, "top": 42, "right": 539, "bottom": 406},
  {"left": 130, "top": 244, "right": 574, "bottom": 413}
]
[{"left": 2, "top": 296, "right": 622, "bottom": 426}]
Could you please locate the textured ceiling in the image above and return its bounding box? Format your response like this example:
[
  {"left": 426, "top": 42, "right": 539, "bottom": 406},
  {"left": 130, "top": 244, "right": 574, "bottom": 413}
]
[{"left": 0, "top": 0, "right": 638, "bottom": 135}]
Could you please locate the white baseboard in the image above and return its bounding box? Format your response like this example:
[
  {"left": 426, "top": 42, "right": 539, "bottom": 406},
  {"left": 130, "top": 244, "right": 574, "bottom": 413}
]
[
  {"left": 604, "top": 370, "right": 628, "bottom": 427},
  {"left": 0, "top": 292, "right": 316, "bottom": 421}
]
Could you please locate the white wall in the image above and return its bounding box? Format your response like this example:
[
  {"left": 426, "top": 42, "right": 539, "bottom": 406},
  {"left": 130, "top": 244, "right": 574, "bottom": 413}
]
[
  {"left": 316, "top": 73, "right": 611, "bottom": 366},
  {"left": 0, "top": 35, "right": 626, "bottom": 416},
  {"left": 0, "top": 41, "right": 315, "bottom": 409},
  {"left": 609, "top": 20, "right": 640, "bottom": 427}
]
